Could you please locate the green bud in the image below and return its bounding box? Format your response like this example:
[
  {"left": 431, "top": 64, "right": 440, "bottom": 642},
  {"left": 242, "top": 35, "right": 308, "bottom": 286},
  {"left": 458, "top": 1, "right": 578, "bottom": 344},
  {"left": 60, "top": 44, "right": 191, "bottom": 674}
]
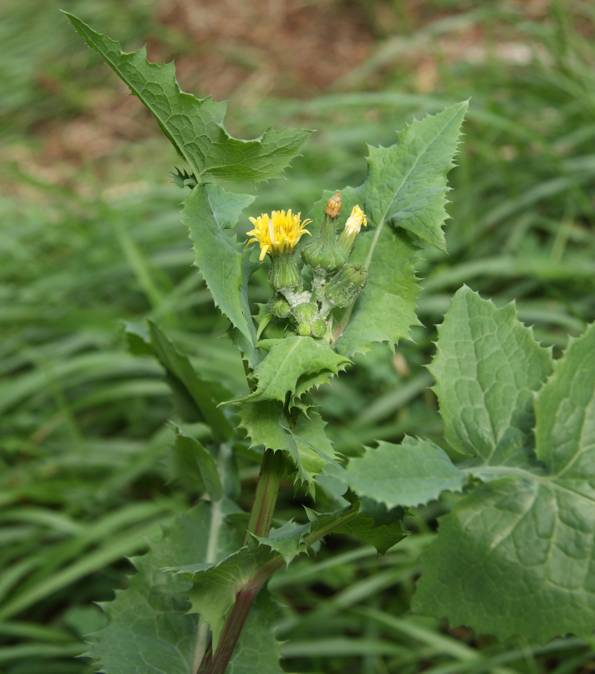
[
  {"left": 271, "top": 297, "right": 291, "bottom": 319},
  {"left": 325, "top": 264, "right": 367, "bottom": 308},
  {"left": 302, "top": 215, "right": 347, "bottom": 273},
  {"left": 311, "top": 318, "right": 327, "bottom": 339},
  {"left": 293, "top": 302, "right": 318, "bottom": 324},
  {"left": 297, "top": 322, "right": 311, "bottom": 337},
  {"left": 270, "top": 252, "right": 301, "bottom": 290},
  {"left": 302, "top": 236, "right": 347, "bottom": 272}
]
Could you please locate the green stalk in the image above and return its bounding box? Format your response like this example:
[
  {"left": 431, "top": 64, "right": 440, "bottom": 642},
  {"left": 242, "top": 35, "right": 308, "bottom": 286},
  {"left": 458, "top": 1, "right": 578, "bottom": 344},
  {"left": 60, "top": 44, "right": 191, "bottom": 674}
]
[{"left": 204, "top": 449, "right": 284, "bottom": 674}]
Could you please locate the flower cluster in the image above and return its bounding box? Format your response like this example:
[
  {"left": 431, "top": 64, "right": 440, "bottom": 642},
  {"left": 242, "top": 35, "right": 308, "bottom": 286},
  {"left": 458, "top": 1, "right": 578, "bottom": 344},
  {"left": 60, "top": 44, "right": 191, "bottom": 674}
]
[{"left": 246, "top": 194, "right": 368, "bottom": 341}]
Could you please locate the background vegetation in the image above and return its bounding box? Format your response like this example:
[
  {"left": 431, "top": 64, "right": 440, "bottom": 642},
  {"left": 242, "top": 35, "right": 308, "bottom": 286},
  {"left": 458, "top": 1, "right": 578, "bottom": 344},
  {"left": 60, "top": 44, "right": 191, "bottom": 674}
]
[{"left": 2, "top": 0, "right": 594, "bottom": 672}]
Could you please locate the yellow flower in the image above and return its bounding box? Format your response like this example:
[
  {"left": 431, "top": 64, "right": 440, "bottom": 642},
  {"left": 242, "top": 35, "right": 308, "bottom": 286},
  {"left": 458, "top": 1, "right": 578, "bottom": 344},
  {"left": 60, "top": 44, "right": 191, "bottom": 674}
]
[
  {"left": 247, "top": 209, "right": 311, "bottom": 262},
  {"left": 343, "top": 205, "right": 367, "bottom": 237}
]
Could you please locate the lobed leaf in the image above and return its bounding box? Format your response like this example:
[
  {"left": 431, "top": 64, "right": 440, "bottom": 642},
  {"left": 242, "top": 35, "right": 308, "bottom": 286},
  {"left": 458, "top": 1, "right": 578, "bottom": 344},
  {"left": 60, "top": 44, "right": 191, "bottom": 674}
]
[
  {"left": 430, "top": 286, "right": 553, "bottom": 463},
  {"left": 238, "top": 336, "right": 350, "bottom": 405},
  {"left": 334, "top": 102, "right": 467, "bottom": 356},
  {"left": 85, "top": 504, "right": 282, "bottom": 674},
  {"left": 184, "top": 185, "right": 257, "bottom": 350},
  {"left": 64, "top": 12, "right": 310, "bottom": 185},
  {"left": 239, "top": 401, "right": 338, "bottom": 485},
  {"left": 345, "top": 437, "right": 464, "bottom": 508},
  {"left": 411, "top": 294, "right": 595, "bottom": 642},
  {"left": 365, "top": 100, "right": 468, "bottom": 250}
]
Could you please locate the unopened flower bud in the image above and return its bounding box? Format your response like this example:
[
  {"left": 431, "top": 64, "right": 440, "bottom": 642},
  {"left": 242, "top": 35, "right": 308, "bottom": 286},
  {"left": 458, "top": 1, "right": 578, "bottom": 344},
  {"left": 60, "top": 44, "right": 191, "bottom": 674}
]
[
  {"left": 325, "top": 264, "right": 367, "bottom": 308},
  {"left": 339, "top": 205, "right": 367, "bottom": 256},
  {"left": 293, "top": 302, "right": 318, "bottom": 324},
  {"left": 297, "top": 322, "right": 311, "bottom": 337},
  {"left": 311, "top": 318, "right": 327, "bottom": 339},
  {"left": 271, "top": 297, "right": 291, "bottom": 319},
  {"left": 325, "top": 191, "right": 342, "bottom": 219}
]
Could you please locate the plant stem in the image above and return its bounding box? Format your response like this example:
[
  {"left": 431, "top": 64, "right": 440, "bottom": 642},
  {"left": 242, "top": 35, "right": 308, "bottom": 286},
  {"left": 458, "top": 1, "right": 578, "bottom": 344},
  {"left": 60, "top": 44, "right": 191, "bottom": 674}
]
[
  {"left": 204, "top": 449, "right": 284, "bottom": 674},
  {"left": 245, "top": 449, "right": 285, "bottom": 540}
]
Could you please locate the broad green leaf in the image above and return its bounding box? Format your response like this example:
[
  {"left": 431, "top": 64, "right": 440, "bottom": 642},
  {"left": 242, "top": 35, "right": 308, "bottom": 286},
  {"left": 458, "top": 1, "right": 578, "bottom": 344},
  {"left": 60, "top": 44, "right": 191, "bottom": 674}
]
[
  {"left": 335, "top": 227, "right": 419, "bottom": 355},
  {"left": 184, "top": 185, "right": 256, "bottom": 348},
  {"left": 173, "top": 426, "right": 223, "bottom": 501},
  {"left": 64, "top": 13, "right": 310, "bottom": 184},
  {"left": 239, "top": 336, "right": 350, "bottom": 404},
  {"left": 334, "top": 103, "right": 467, "bottom": 356},
  {"left": 430, "top": 286, "right": 553, "bottom": 463},
  {"left": 413, "top": 475, "right": 595, "bottom": 642},
  {"left": 345, "top": 437, "right": 464, "bottom": 508},
  {"left": 239, "top": 402, "right": 337, "bottom": 484},
  {"left": 366, "top": 101, "right": 468, "bottom": 250},
  {"left": 86, "top": 504, "right": 242, "bottom": 674},
  {"left": 143, "top": 321, "right": 233, "bottom": 440},
  {"left": 412, "top": 300, "right": 595, "bottom": 642},
  {"left": 535, "top": 321, "right": 595, "bottom": 490}
]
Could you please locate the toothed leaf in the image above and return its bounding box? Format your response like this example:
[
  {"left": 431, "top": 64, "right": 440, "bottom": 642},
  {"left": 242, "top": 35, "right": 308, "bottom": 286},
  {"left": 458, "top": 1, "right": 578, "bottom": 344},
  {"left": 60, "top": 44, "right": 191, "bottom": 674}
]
[
  {"left": 412, "top": 295, "right": 595, "bottom": 642},
  {"left": 86, "top": 504, "right": 240, "bottom": 674},
  {"left": 184, "top": 184, "right": 256, "bottom": 349},
  {"left": 336, "top": 227, "right": 419, "bottom": 356},
  {"left": 366, "top": 101, "right": 468, "bottom": 250},
  {"left": 64, "top": 12, "right": 310, "bottom": 184},
  {"left": 239, "top": 337, "right": 350, "bottom": 404},
  {"left": 430, "top": 286, "right": 553, "bottom": 463},
  {"left": 345, "top": 437, "right": 464, "bottom": 508},
  {"left": 239, "top": 401, "right": 338, "bottom": 484},
  {"left": 335, "top": 103, "right": 467, "bottom": 356},
  {"left": 535, "top": 321, "right": 595, "bottom": 489}
]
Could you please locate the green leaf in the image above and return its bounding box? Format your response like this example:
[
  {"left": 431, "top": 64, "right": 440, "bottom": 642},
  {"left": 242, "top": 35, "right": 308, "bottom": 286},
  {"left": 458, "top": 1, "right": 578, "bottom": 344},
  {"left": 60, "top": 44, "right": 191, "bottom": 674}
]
[
  {"left": 184, "top": 185, "right": 256, "bottom": 349},
  {"left": 430, "top": 286, "right": 553, "bottom": 463},
  {"left": 86, "top": 504, "right": 236, "bottom": 674},
  {"left": 177, "top": 544, "right": 274, "bottom": 647},
  {"left": 335, "top": 227, "right": 419, "bottom": 356},
  {"left": 143, "top": 321, "right": 234, "bottom": 440},
  {"left": 366, "top": 101, "right": 468, "bottom": 250},
  {"left": 412, "top": 298, "right": 595, "bottom": 642},
  {"left": 255, "top": 520, "right": 312, "bottom": 564},
  {"left": 63, "top": 12, "right": 310, "bottom": 184},
  {"left": 239, "top": 402, "right": 338, "bottom": 484},
  {"left": 535, "top": 321, "right": 595, "bottom": 488},
  {"left": 334, "top": 102, "right": 468, "bottom": 356},
  {"left": 239, "top": 336, "right": 350, "bottom": 404},
  {"left": 335, "top": 499, "right": 405, "bottom": 554},
  {"left": 345, "top": 437, "right": 464, "bottom": 508},
  {"left": 173, "top": 426, "right": 224, "bottom": 501}
]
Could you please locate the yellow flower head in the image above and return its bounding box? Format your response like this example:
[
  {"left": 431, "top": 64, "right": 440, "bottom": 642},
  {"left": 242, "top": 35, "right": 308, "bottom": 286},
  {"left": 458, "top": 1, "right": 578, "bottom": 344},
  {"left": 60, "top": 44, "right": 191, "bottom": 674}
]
[
  {"left": 247, "top": 209, "right": 311, "bottom": 262},
  {"left": 343, "top": 205, "right": 367, "bottom": 237}
]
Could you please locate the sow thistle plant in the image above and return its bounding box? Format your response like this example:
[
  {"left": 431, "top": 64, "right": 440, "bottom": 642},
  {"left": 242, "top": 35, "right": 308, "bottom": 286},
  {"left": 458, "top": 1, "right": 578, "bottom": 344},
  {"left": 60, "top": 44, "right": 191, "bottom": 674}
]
[{"left": 65, "top": 12, "right": 595, "bottom": 674}]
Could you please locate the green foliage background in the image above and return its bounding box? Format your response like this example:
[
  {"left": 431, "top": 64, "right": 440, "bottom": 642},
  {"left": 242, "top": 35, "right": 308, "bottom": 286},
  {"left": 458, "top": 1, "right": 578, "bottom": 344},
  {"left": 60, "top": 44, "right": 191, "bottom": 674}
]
[{"left": 2, "top": 1, "right": 595, "bottom": 672}]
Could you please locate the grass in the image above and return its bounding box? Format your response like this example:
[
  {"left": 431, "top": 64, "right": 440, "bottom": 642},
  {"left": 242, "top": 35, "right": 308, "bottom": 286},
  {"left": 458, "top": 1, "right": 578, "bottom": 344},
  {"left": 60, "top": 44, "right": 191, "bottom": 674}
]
[{"left": 2, "top": 1, "right": 595, "bottom": 672}]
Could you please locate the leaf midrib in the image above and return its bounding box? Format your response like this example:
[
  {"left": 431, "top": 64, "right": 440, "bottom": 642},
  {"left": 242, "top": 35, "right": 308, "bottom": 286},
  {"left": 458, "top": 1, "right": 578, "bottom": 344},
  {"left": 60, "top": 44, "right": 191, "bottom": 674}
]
[
  {"left": 363, "top": 105, "right": 463, "bottom": 271},
  {"left": 66, "top": 13, "right": 202, "bottom": 177}
]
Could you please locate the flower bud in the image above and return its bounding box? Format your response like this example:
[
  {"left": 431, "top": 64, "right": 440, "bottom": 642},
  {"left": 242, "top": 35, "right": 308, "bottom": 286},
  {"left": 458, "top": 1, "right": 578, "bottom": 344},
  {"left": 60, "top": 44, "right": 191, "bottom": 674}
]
[
  {"left": 325, "top": 264, "right": 367, "bottom": 308},
  {"left": 271, "top": 297, "right": 291, "bottom": 319},
  {"left": 293, "top": 302, "right": 318, "bottom": 324},
  {"left": 325, "top": 191, "right": 342, "bottom": 219},
  {"left": 297, "top": 322, "right": 311, "bottom": 337},
  {"left": 338, "top": 205, "right": 367, "bottom": 256},
  {"left": 310, "top": 318, "right": 327, "bottom": 339}
]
